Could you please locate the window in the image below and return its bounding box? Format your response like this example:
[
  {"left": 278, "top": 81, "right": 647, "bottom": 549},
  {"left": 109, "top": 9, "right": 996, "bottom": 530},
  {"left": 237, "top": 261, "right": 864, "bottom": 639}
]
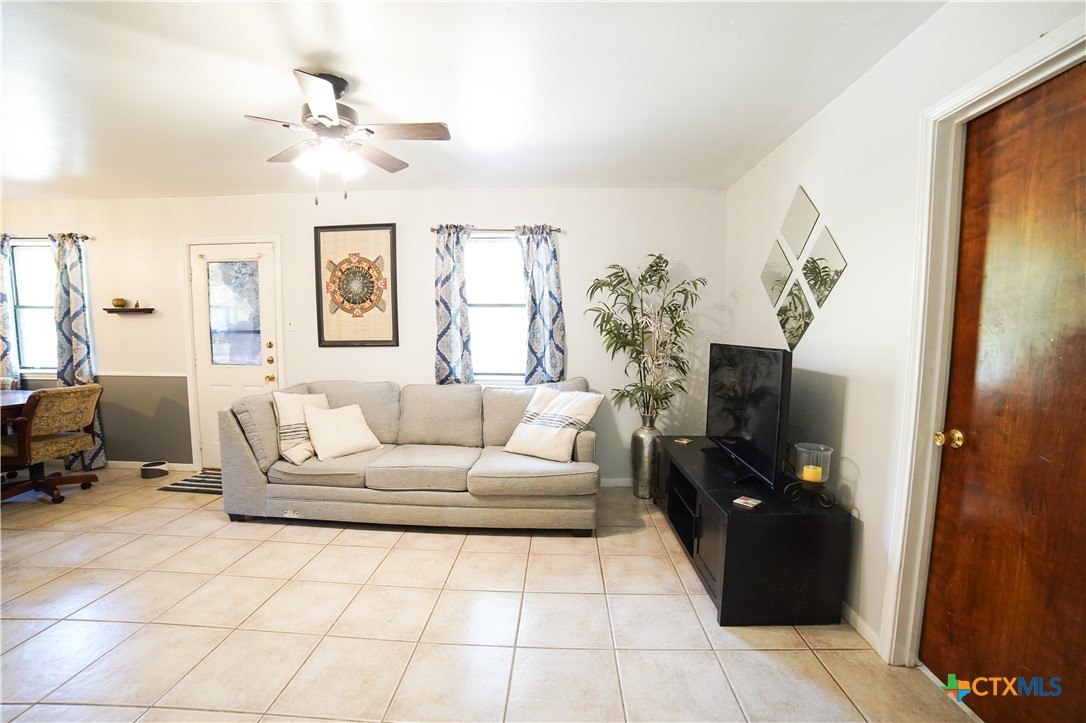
[
  {"left": 9, "top": 242, "right": 57, "bottom": 370},
  {"left": 463, "top": 235, "right": 526, "bottom": 379}
]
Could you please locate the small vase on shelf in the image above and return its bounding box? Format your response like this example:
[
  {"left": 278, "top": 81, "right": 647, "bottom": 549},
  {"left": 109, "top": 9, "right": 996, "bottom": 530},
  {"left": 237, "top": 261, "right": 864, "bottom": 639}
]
[{"left": 631, "top": 413, "right": 662, "bottom": 499}]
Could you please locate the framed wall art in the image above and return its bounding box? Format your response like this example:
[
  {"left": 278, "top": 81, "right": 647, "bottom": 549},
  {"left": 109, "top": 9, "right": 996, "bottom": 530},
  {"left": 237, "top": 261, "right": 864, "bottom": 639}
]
[{"left": 314, "top": 223, "right": 398, "bottom": 346}]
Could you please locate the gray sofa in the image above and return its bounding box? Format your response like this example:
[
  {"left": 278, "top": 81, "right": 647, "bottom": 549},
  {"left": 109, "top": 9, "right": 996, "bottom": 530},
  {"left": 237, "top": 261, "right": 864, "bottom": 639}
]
[{"left": 218, "top": 378, "right": 600, "bottom": 533}]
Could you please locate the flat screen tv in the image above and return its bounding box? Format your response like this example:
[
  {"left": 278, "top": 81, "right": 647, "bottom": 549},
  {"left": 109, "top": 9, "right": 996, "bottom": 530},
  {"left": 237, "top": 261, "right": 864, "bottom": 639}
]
[{"left": 705, "top": 342, "right": 792, "bottom": 492}]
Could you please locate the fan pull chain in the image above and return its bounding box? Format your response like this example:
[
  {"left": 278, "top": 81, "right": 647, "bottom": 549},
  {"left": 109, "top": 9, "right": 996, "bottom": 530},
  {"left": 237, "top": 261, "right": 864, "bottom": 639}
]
[{"left": 314, "top": 173, "right": 320, "bottom": 205}]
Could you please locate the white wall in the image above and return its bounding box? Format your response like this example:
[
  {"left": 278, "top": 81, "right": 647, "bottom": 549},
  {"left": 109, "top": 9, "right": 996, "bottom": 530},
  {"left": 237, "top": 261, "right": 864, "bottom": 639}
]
[
  {"left": 1, "top": 187, "right": 726, "bottom": 480},
  {"left": 723, "top": 2, "right": 1081, "bottom": 651}
]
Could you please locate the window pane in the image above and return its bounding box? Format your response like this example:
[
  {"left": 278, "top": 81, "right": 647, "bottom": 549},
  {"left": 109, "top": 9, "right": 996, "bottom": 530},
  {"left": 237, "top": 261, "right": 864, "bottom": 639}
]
[
  {"left": 464, "top": 240, "right": 525, "bottom": 304},
  {"left": 12, "top": 246, "right": 55, "bottom": 306},
  {"left": 15, "top": 307, "right": 57, "bottom": 369},
  {"left": 471, "top": 306, "right": 527, "bottom": 375},
  {"left": 207, "top": 261, "right": 260, "bottom": 365}
]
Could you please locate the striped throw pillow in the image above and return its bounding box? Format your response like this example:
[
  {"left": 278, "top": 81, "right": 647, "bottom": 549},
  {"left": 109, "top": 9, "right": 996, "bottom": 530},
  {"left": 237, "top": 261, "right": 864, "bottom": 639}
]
[
  {"left": 505, "top": 388, "right": 603, "bottom": 462},
  {"left": 272, "top": 391, "right": 329, "bottom": 465}
]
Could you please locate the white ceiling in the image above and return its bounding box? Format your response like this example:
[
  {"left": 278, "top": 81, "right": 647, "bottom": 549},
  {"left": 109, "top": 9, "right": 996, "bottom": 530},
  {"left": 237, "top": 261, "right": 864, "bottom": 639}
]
[{"left": 1, "top": 2, "right": 942, "bottom": 200}]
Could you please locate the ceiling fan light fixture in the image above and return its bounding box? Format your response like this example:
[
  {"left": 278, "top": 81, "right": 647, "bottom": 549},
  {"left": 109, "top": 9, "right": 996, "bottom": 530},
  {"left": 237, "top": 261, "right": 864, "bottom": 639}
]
[
  {"left": 292, "top": 138, "right": 367, "bottom": 180},
  {"left": 316, "top": 137, "right": 347, "bottom": 169},
  {"left": 291, "top": 148, "right": 322, "bottom": 177},
  {"left": 249, "top": 68, "right": 446, "bottom": 183},
  {"left": 340, "top": 152, "right": 367, "bottom": 180}
]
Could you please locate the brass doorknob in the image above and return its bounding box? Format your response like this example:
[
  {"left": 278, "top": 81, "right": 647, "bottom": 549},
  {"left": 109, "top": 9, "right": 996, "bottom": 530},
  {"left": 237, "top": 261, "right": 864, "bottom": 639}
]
[
  {"left": 934, "top": 429, "right": 965, "bottom": 448},
  {"left": 266, "top": 356, "right": 275, "bottom": 364},
  {"left": 265, "top": 374, "right": 276, "bottom": 382}
]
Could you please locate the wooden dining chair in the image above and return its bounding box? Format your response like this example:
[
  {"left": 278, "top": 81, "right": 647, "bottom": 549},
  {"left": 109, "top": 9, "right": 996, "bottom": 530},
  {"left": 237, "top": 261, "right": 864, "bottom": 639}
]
[{"left": 1, "top": 384, "right": 104, "bottom": 503}]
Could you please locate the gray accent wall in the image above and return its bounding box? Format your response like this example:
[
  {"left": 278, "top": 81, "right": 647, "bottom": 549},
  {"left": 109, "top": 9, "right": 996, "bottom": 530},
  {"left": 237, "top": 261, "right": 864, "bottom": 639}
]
[
  {"left": 96, "top": 375, "right": 193, "bottom": 464},
  {"left": 23, "top": 375, "right": 193, "bottom": 463}
]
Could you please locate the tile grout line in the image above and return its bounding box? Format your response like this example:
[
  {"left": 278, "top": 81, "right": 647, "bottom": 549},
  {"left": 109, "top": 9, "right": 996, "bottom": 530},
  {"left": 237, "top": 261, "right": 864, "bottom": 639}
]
[
  {"left": 601, "top": 542, "right": 632, "bottom": 723},
  {"left": 258, "top": 581, "right": 334, "bottom": 720},
  {"left": 0, "top": 618, "right": 148, "bottom": 707},
  {"left": 47, "top": 486, "right": 231, "bottom": 711},
  {"left": 377, "top": 532, "right": 468, "bottom": 722},
  {"left": 377, "top": 582, "right": 447, "bottom": 722},
  {"left": 810, "top": 647, "right": 873, "bottom": 722},
  {"left": 714, "top": 653, "right": 753, "bottom": 723},
  {"left": 251, "top": 525, "right": 392, "bottom": 714},
  {"left": 500, "top": 586, "right": 527, "bottom": 722}
]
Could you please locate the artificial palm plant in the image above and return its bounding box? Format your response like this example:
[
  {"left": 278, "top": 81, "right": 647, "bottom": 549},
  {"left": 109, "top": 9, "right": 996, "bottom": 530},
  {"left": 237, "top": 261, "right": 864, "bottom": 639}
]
[{"left": 586, "top": 254, "right": 707, "bottom": 419}]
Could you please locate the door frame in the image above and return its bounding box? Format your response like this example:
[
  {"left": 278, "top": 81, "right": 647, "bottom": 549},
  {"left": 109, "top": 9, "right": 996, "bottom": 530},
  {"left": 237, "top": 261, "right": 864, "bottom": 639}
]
[
  {"left": 882, "top": 15, "right": 1085, "bottom": 666},
  {"left": 182, "top": 235, "right": 283, "bottom": 469}
]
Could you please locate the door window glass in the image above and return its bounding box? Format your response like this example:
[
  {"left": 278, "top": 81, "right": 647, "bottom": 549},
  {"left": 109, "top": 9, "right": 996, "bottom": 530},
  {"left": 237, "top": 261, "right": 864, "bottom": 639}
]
[{"left": 208, "top": 261, "right": 260, "bottom": 365}]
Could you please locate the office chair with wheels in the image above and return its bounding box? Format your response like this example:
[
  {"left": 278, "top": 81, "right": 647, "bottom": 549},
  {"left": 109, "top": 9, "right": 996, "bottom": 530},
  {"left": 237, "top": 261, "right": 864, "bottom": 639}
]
[{"left": 1, "top": 384, "right": 104, "bottom": 503}]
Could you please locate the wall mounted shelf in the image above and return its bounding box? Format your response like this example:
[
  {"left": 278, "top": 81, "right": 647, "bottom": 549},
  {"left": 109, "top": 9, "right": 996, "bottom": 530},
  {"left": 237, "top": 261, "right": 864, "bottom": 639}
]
[{"left": 103, "top": 308, "right": 154, "bottom": 314}]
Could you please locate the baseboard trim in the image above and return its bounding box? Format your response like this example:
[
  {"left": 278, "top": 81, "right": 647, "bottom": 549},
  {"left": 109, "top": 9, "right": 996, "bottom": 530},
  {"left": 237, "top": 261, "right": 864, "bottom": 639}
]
[
  {"left": 842, "top": 601, "right": 881, "bottom": 657},
  {"left": 600, "top": 477, "right": 633, "bottom": 487},
  {"left": 105, "top": 461, "right": 199, "bottom": 472}
]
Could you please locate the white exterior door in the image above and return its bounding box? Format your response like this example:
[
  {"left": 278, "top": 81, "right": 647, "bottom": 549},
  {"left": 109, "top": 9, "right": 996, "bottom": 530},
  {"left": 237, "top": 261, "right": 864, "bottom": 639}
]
[{"left": 189, "top": 242, "right": 279, "bottom": 468}]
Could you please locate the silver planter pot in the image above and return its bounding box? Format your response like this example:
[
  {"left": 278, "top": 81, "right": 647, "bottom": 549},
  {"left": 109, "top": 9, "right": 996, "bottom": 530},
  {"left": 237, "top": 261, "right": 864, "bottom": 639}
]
[{"left": 631, "top": 414, "right": 662, "bottom": 499}]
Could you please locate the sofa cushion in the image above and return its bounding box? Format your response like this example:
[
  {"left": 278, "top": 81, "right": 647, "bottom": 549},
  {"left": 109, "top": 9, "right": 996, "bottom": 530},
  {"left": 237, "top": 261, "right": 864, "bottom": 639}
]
[
  {"left": 467, "top": 446, "right": 599, "bottom": 496},
  {"left": 482, "top": 377, "right": 590, "bottom": 447},
  {"left": 505, "top": 389, "right": 604, "bottom": 463},
  {"left": 231, "top": 383, "right": 309, "bottom": 474},
  {"left": 267, "top": 445, "right": 395, "bottom": 488},
  {"left": 272, "top": 391, "right": 329, "bottom": 465},
  {"left": 397, "top": 384, "right": 482, "bottom": 447},
  {"left": 366, "top": 444, "right": 481, "bottom": 492},
  {"left": 305, "top": 381, "right": 400, "bottom": 445},
  {"left": 305, "top": 404, "right": 383, "bottom": 461}
]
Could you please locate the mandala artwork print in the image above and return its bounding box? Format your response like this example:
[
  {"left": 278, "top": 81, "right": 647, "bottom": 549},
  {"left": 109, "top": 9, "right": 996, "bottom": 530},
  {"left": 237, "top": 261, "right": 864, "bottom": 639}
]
[
  {"left": 314, "top": 223, "right": 398, "bottom": 346},
  {"left": 325, "top": 253, "right": 388, "bottom": 318}
]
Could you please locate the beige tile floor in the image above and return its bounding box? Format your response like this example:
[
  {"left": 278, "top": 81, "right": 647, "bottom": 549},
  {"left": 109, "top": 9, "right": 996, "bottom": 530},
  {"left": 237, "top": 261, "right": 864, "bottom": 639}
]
[{"left": 0, "top": 466, "right": 974, "bottom": 723}]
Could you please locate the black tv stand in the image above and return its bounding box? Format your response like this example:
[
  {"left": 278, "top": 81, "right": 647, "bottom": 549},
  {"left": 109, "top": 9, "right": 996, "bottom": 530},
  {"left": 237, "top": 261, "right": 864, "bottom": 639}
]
[{"left": 654, "top": 436, "right": 851, "bottom": 626}]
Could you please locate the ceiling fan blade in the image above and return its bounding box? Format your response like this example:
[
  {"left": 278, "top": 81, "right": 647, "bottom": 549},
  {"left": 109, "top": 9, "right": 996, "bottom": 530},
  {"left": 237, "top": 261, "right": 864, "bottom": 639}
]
[
  {"left": 346, "top": 141, "right": 409, "bottom": 173},
  {"left": 244, "top": 114, "right": 307, "bottom": 131},
  {"left": 358, "top": 123, "right": 451, "bottom": 141},
  {"left": 267, "top": 140, "right": 316, "bottom": 163},
  {"left": 293, "top": 69, "right": 339, "bottom": 126}
]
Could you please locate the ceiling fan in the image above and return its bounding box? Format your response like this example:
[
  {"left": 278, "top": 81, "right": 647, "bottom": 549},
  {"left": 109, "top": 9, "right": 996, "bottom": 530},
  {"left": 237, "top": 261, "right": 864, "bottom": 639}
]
[{"left": 245, "top": 69, "right": 450, "bottom": 179}]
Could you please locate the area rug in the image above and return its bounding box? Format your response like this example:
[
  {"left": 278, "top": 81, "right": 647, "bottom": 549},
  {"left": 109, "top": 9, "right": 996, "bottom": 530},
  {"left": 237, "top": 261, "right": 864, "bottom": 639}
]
[{"left": 158, "top": 470, "right": 222, "bottom": 495}]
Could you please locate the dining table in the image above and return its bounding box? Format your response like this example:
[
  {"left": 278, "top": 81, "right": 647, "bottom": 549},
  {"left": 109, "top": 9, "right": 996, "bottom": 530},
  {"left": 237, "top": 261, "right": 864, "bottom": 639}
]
[{"left": 1, "top": 389, "right": 35, "bottom": 419}]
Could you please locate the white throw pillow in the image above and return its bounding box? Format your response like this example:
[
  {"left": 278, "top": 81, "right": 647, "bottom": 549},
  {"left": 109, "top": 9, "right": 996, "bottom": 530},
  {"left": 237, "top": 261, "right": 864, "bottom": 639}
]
[
  {"left": 272, "top": 391, "right": 329, "bottom": 465},
  {"left": 304, "top": 404, "right": 382, "bottom": 461},
  {"left": 505, "top": 388, "right": 604, "bottom": 463}
]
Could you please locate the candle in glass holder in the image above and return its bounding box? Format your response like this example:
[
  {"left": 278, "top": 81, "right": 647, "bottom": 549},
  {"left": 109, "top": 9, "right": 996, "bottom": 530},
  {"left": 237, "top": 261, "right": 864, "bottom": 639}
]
[{"left": 795, "top": 443, "right": 833, "bottom": 484}]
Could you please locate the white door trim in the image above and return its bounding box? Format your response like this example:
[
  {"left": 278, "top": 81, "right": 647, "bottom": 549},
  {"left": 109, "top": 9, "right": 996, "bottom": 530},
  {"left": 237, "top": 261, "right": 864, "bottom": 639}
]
[
  {"left": 882, "top": 15, "right": 1085, "bottom": 666},
  {"left": 181, "top": 235, "right": 283, "bottom": 469}
]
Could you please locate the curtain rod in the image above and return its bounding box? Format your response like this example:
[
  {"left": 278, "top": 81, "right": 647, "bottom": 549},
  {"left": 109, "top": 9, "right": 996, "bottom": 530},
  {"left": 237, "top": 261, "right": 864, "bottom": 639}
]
[
  {"left": 3, "top": 234, "right": 94, "bottom": 241},
  {"left": 429, "top": 226, "right": 562, "bottom": 234}
]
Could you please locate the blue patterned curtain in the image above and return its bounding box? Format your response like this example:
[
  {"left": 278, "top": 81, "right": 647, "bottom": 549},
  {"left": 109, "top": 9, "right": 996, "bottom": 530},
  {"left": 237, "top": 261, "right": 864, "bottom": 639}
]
[
  {"left": 0, "top": 234, "right": 21, "bottom": 388},
  {"left": 434, "top": 224, "right": 474, "bottom": 384},
  {"left": 516, "top": 225, "right": 566, "bottom": 384},
  {"left": 52, "top": 233, "right": 107, "bottom": 470}
]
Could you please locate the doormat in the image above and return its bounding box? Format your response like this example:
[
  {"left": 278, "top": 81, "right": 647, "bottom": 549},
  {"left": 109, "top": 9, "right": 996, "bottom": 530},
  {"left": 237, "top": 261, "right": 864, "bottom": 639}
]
[{"left": 158, "top": 470, "right": 222, "bottom": 495}]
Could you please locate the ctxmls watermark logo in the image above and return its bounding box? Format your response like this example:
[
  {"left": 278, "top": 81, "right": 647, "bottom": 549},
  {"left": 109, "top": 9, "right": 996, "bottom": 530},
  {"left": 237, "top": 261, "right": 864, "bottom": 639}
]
[{"left": 941, "top": 674, "right": 1062, "bottom": 702}]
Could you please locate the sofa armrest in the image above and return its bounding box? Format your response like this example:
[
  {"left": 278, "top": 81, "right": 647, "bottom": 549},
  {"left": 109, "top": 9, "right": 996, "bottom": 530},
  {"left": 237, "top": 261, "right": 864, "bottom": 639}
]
[
  {"left": 219, "top": 409, "right": 269, "bottom": 517},
  {"left": 572, "top": 429, "right": 596, "bottom": 464}
]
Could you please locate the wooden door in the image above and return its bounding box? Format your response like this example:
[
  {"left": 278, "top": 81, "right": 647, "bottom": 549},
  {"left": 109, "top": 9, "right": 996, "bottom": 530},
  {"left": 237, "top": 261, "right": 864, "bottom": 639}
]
[
  {"left": 919, "top": 63, "right": 1084, "bottom": 722},
  {"left": 189, "top": 242, "right": 280, "bottom": 469}
]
